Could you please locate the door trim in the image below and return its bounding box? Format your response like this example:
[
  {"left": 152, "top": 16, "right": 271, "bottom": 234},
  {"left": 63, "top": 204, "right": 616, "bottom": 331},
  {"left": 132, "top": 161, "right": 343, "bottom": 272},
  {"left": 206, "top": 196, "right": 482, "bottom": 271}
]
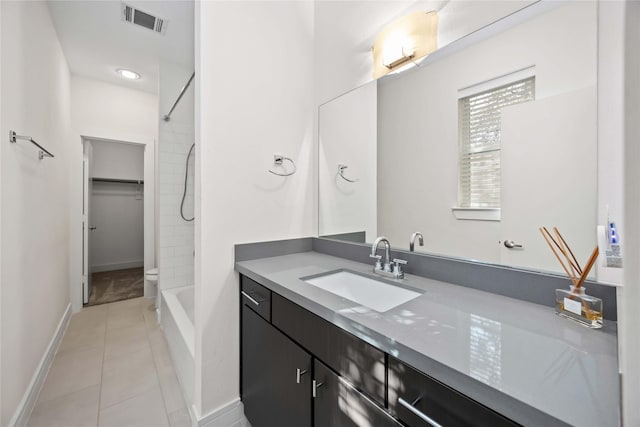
[{"left": 72, "top": 134, "right": 155, "bottom": 313}]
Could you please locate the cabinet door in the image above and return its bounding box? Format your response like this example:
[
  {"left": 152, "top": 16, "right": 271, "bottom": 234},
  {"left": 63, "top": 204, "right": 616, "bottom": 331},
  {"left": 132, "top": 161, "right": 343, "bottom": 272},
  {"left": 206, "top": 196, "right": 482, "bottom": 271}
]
[
  {"left": 314, "top": 359, "right": 402, "bottom": 427},
  {"left": 272, "top": 293, "right": 386, "bottom": 406},
  {"left": 241, "top": 304, "right": 312, "bottom": 427}
]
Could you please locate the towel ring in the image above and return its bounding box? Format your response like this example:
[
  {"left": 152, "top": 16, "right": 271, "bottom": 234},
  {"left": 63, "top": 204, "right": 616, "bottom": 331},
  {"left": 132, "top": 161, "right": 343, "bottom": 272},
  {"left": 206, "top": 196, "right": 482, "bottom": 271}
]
[
  {"left": 269, "top": 155, "right": 296, "bottom": 177},
  {"left": 338, "top": 164, "right": 358, "bottom": 182}
]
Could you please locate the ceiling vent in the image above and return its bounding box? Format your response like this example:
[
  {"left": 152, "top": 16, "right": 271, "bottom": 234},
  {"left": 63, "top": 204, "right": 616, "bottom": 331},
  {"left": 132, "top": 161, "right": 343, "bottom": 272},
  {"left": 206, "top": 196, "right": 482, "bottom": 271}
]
[{"left": 121, "top": 3, "right": 167, "bottom": 34}]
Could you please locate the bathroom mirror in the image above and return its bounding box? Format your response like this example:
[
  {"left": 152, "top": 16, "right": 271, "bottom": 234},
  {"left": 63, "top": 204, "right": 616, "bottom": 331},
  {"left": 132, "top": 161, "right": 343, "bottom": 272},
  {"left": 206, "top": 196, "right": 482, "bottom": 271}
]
[{"left": 318, "top": 1, "right": 598, "bottom": 276}]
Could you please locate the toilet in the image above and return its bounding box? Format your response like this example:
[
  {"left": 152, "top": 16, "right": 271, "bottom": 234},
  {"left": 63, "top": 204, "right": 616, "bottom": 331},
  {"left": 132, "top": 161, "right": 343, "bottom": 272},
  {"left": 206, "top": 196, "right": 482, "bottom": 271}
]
[
  {"left": 145, "top": 267, "right": 158, "bottom": 284},
  {"left": 145, "top": 268, "right": 160, "bottom": 310}
]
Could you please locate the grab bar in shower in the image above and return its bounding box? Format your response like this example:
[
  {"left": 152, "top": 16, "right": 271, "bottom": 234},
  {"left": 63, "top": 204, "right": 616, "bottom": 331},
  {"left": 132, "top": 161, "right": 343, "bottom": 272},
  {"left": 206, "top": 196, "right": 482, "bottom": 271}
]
[{"left": 9, "top": 130, "right": 55, "bottom": 160}]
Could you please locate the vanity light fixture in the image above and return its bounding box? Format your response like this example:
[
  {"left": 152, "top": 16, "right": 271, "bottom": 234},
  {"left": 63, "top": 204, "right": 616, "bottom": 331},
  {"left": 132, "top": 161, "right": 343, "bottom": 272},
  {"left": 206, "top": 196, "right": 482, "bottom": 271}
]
[
  {"left": 383, "top": 46, "right": 416, "bottom": 70},
  {"left": 372, "top": 11, "right": 438, "bottom": 79},
  {"left": 116, "top": 68, "right": 141, "bottom": 80}
]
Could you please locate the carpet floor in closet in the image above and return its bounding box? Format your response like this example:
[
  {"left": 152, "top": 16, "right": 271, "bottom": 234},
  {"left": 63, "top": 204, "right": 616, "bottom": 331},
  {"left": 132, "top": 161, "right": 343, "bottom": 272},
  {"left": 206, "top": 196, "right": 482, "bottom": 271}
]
[{"left": 87, "top": 267, "right": 144, "bottom": 306}]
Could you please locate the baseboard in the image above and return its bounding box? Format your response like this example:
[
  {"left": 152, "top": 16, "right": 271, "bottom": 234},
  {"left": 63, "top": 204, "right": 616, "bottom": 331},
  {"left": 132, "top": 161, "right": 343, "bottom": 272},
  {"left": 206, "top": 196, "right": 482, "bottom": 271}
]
[
  {"left": 194, "top": 398, "right": 249, "bottom": 427},
  {"left": 91, "top": 260, "right": 144, "bottom": 273},
  {"left": 9, "top": 303, "right": 72, "bottom": 427}
]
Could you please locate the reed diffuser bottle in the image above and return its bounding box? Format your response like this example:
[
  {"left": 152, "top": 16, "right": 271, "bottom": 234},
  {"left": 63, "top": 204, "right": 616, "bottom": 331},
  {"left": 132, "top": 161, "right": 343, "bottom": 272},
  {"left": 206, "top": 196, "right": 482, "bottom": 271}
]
[
  {"left": 540, "top": 226, "right": 603, "bottom": 329},
  {"left": 555, "top": 285, "right": 603, "bottom": 328}
]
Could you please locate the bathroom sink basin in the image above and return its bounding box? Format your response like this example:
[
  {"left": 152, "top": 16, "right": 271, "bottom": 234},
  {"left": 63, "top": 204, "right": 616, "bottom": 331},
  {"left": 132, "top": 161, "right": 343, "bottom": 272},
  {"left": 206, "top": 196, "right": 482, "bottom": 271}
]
[{"left": 302, "top": 270, "right": 422, "bottom": 312}]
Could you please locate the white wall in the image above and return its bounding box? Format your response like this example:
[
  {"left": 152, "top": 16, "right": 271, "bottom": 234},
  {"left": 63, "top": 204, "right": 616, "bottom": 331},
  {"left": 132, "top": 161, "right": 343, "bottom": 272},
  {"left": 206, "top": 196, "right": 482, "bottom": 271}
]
[
  {"left": 377, "top": 2, "right": 597, "bottom": 266},
  {"left": 0, "top": 0, "right": 3, "bottom": 419},
  {"left": 158, "top": 62, "right": 195, "bottom": 291},
  {"left": 90, "top": 182, "right": 144, "bottom": 271},
  {"left": 621, "top": 0, "right": 640, "bottom": 424},
  {"left": 89, "top": 140, "right": 145, "bottom": 272},
  {"left": 90, "top": 139, "right": 145, "bottom": 181},
  {"left": 71, "top": 76, "right": 158, "bottom": 140},
  {"left": 318, "top": 82, "right": 377, "bottom": 241},
  {"left": 597, "top": 1, "right": 625, "bottom": 286},
  {"left": 0, "top": 2, "right": 72, "bottom": 424},
  {"left": 70, "top": 76, "right": 158, "bottom": 307},
  {"left": 196, "top": 0, "right": 315, "bottom": 417}
]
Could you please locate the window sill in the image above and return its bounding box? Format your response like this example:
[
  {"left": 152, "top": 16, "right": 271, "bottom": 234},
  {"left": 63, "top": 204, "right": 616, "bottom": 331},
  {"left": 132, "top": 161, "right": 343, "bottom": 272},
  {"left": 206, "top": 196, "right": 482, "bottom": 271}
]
[{"left": 451, "top": 207, "right": 501, "bottom": 221}]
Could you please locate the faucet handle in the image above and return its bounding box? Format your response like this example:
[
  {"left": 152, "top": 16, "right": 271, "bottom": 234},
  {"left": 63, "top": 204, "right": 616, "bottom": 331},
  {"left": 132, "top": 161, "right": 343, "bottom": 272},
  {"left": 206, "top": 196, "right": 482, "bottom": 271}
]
[
  {"left": 393, "top": 258, "right": 408, "bottom": 278},
  {"left": 369, "top": 254, "right": 382, "bottom": 270}
]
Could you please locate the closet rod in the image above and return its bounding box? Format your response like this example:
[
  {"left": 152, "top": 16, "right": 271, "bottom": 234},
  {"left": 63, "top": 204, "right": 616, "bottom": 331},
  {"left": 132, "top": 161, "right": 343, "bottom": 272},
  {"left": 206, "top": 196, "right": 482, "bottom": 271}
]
[{"left": 92, "top": 177, "right": 144, "bottom": 184}]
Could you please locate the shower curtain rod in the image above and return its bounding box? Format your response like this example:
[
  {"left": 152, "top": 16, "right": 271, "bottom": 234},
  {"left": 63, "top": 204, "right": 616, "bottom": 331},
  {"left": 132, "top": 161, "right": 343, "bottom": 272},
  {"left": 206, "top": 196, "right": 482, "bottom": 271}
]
[{"left": 163, "top": 71, "right": 195, "bottom": 122}]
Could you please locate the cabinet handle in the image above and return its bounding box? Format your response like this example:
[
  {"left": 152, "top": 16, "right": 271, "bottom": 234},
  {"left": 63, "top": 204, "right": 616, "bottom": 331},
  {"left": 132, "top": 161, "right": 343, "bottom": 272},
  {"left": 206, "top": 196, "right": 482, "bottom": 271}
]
[
  {"left": 241, "top": 291, "right": 261, "bottom": 306},
  {"left": 296, "top": 368, "right": 308, "bottom": 384},
  {"left": 312, "top": 380, "right": 324, "bottom": 398},
  {"left": 398, "top": 397, "right": 443, "bottom": 427}
]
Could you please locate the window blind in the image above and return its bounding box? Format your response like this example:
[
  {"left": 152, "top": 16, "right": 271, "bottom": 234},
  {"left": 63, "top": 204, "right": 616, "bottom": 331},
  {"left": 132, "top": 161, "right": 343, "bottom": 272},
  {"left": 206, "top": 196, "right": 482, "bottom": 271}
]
[{"left": 458, "top": 76, "right": 535, "bottom": 208}]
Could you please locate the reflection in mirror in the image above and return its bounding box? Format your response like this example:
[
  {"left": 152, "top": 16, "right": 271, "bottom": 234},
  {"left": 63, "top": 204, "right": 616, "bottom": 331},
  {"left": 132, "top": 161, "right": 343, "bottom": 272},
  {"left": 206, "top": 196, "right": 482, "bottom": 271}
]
[{"left": 318, "top": 1, "right": 597, "bottom": 277}]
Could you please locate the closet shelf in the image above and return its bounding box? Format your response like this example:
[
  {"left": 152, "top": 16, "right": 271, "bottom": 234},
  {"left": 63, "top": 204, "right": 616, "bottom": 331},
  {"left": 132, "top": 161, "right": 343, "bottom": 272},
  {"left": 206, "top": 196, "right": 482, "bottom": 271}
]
[{"left": 92, "top": 177, "right": 144, "bottom": 184}]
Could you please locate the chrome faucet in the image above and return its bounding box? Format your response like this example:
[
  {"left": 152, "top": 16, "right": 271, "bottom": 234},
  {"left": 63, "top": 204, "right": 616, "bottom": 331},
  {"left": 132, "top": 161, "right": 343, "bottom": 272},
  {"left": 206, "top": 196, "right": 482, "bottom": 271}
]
[
  {"left": 370, "top": 237, "right": 392, "bottom": 272},
  {"left": 410, "top": 232, "right": 424, "bottom": 252},
  {"left": 370, "top": 237, "right": 407, "bottom": 279}
]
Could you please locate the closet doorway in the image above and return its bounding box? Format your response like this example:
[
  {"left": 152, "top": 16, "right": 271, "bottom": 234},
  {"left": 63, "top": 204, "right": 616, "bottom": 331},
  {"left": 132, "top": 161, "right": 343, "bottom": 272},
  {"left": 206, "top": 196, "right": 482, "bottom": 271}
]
[{"left": 83, "top": 138, "right": 146, "bottom": 306}]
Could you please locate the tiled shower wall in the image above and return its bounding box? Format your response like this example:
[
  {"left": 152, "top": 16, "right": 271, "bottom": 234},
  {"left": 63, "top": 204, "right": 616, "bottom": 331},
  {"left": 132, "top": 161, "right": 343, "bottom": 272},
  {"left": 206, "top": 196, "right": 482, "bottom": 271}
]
[{"left": 158, "top": 62, "right": 195, "bottom": 290}]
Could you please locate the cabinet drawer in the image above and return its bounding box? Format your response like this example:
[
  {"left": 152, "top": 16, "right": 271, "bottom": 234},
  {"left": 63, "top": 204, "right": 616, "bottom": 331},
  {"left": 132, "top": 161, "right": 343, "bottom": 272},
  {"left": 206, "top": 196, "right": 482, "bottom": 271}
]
[
  {"left": 314, "top": 359, "right": 402, "bottom": 427},
  {"left": 241, "top": 276, "right": 271, "bottom": 322},
  {"left": 389, "top": 357, "right": 519, "bottom": 427},
  {"left": 272, "top": 293, "right": 386, "bottom": 407}
]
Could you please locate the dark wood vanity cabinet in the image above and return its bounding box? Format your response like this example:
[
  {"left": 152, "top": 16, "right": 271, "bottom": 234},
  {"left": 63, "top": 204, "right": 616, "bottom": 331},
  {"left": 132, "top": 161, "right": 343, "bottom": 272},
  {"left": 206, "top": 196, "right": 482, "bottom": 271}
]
[
  {"left": 388, "top": 357, "right": 519, "bottom": 427},
  {"left": 240, "top": 275, "right": 392, "bottom": 427},
  {"left": 240, "top": 274, "right": 520, "bottom": 427}
]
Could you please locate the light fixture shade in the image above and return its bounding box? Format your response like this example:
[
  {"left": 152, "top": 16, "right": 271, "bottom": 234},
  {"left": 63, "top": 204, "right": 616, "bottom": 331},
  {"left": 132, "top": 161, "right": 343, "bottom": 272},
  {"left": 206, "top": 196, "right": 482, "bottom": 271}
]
[{"left": 372, "top": 11, "right": 438, "bottom": 79}]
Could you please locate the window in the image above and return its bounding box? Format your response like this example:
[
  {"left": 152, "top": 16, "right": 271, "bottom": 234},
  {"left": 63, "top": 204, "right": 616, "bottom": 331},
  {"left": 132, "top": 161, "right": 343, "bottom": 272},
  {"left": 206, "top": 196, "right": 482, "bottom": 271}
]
[{"left": 457, "top": 75, "right": 535, "bottom": 210}]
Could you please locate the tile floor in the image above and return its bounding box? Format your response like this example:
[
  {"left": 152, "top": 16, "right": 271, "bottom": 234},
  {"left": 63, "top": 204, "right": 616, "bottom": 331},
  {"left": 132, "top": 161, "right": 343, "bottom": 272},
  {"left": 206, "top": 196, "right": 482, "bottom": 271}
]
[{"left": 27, "top": 297, "right": 191, "bottom": 427}]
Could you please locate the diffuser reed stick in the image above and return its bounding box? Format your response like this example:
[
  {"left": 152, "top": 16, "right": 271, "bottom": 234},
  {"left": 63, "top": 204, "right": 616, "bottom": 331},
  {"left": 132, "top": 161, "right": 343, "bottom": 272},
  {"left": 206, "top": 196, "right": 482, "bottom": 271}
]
[
  {"left": 539, "top": 227, "right": 578, "bottom": 286},
  {"left": 575, "top": 246, "right": 600, "bottom": 289},
  {"left": 553, "top": 227, "right": 583, "bottom": 276}
]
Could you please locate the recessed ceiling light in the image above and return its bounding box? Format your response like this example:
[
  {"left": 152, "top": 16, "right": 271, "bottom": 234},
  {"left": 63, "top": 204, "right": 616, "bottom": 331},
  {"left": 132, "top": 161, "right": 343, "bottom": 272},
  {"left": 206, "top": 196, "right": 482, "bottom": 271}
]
[{"left": 116, "top": 69, "right": 140, "bottom": 80}]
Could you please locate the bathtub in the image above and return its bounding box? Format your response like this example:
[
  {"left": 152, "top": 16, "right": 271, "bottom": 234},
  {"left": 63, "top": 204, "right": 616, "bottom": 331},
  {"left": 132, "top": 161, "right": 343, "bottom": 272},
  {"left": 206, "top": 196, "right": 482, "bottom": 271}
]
[{"left": 161, "top": 286, "right": 195, "bottom": 406}]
